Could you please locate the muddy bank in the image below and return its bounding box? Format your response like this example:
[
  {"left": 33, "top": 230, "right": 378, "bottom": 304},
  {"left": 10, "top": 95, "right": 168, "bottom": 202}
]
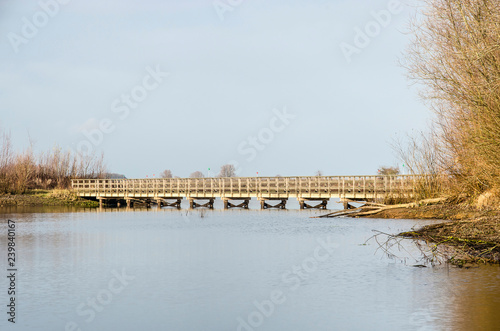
[
  {"left": 0, "top": 190, "right": 98, "bottom": 207},
  {"left": 364, "top": 203, "right": 499, "bottom": 220},
  {"left": 366, "top": 204, "right": 500, "bottom": 264}
]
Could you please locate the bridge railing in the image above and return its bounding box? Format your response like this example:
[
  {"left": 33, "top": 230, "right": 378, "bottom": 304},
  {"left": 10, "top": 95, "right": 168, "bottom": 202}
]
[{"left": 71, "top": 175, "right": 423, "bottom": 198}]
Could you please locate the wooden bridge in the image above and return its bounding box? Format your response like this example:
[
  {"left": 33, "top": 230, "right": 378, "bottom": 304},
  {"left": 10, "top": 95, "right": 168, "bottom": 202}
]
[{"left": 71, "top": 175, "right": 421, "bottom": 209}]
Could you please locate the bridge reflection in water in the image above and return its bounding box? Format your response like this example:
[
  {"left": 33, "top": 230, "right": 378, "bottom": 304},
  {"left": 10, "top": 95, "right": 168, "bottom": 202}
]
[{"left": 71, "top": 175, "right": 420, "bottom": 210}]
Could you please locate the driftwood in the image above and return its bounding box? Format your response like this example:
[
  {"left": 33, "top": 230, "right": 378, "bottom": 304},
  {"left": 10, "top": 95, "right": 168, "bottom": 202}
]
[{"left": 313, "top": 197, "right": 447, "bottom": 218}]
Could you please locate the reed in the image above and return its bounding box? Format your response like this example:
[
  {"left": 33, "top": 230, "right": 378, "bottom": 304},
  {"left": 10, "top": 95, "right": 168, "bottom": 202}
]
[{"left": 0, "top": 131, "right": 106, "bottom": 194}]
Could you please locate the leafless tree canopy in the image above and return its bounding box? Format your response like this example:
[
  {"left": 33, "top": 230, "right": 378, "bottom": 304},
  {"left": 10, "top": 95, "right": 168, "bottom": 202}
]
[
  {"left": 402, "top": 0, "right": 500, "bottom": 196},
  {"left": 190, "top": 171, "right": 205, "bottom": 178},
  {"left": 218, "top": 164, "right": 236, "bottom": 178},
  {"left": 377, "top": 166, "right": 400, "bottom": 176},
  {"left": 315, "top": 170, "right": 323, "bottom": 176},
  {"left": 160, "top": 169, "right": 173, "bottom": 178},
  {"left": 0, "top": 130, "right": 106, "bottom": 193}
]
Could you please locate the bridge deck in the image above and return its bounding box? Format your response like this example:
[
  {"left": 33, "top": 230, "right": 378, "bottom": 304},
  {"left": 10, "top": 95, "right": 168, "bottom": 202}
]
[{"left": 71, "top": 175, "right": 419, "bottom": 201}]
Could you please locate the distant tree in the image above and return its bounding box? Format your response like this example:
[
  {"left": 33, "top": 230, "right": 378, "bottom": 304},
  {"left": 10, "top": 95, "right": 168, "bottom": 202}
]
[
  {"left": 377, "top": 166, "right": 400, "bottom": 176},
  {"left": 275, "top": 174, "right": 282, "bottom": 177},
  {"left": 315, "top": 170, "right": 323, "bottom": 176},
  {"left": 218, "top": 164, "right": 236, "bottom": 177},
  {"left": 190, "top": 171, "right": 205, "bottom": 178},
  {"left": 104, "top": 173, "right": 126, "bottom": 179},
  {"left": 160, "top": 169, "right": 173, "bottom": 178}
]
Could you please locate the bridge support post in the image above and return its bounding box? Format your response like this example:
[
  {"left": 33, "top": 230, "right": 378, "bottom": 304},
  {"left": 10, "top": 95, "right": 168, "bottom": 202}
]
[
  {"left": 98, "top": 197, "right": 104, "bottom": 208},
  {"left": 189, "top": 198, "right": 214, "bottom": 209},
  {"left": 259, "top": 198, "right": 287, "bottom": 209},
  {"left": 156, "top": 199, "right": 163, "bottom": 209},
  {"left": 298, "top": 198, "right": 328, "bottom": 210},
  {"left": 160, "top": 198, "right": 182, "bottom": 209},
  {"left": 342, "top": 200, "right": 355, "bottom": 210},
  {"left": 126, "top": 199, "right": 133, "bottom": 208},
  {"left": 223, "top": 198, "right": 250, "bottom": 209}
]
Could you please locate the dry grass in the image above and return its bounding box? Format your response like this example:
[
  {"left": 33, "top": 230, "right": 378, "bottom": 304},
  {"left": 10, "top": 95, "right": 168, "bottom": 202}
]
[
  {"left": 0, "top": 131, "right": 106, "bottom": 194},
  {"left": 0, "top": 190, "right": 98, "bottom": 207}
]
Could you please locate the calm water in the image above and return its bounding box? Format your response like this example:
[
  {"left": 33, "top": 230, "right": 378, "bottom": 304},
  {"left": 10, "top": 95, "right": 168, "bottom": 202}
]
[{"left": 0, "top": 206, "right": 499, "bottom": 331}]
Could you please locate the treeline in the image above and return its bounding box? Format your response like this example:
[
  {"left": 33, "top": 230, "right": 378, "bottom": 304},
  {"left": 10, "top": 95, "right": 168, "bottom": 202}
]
[
  {"left": 161, "top": 167, "right": 329, "bottom": 179},
  {"left": 400, "top": 0, "right": 500, "bottom": 199},
  {"left": 160, "top": 164, "right": 237, "bottom": 179},
  {"left": 0, "top": 132, "right": 105, "bottom": 194}
]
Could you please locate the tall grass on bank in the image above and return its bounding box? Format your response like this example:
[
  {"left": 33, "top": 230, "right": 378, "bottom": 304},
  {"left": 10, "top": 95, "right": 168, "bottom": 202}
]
[
  {"left": 400, "top": 0, "right": 500, "bottom": 200},
  {"left": 0, "top": 131, "right": 106, "bottom": 194},
  {"left": 393, "top": 131, "right": 449, "bottom": 200}
]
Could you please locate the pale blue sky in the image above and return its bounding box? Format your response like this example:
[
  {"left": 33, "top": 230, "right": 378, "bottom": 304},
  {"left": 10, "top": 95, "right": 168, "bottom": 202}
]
[{"left": 0, "top": 0, "right": 428, "bottom": 178}]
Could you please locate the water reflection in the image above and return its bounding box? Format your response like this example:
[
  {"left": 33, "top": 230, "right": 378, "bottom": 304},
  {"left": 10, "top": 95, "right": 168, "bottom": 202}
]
[
  {"left": 447, "top": 267, "right": 500, "bottom": 330},
  {"left": 0, "top": 208, "right": 498, "bottom": 331}
]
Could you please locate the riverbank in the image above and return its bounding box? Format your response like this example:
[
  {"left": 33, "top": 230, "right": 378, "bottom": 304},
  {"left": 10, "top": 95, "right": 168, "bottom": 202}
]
[
  {"left": 365, "top": 203, "right": 500, "bottom": 265},
  {"left": 0, "top": 190, "right": 98, "bottom": 207}
]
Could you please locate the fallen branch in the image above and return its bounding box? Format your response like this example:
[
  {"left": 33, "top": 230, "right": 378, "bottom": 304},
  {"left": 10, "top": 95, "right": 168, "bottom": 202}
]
[
  {"left": 313, "top": 206, "right": 378, "bottom": 218},
  {"left": 338, "top": 199, "right": 387, "bottom": 208},
  {"left": 313, "top": 197, "right": 448, "bottom": 218}
]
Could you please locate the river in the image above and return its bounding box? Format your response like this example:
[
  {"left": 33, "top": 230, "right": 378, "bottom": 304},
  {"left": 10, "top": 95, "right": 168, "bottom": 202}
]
[{"left": 0, "top": 205, "right": 499, "bottom": 331}]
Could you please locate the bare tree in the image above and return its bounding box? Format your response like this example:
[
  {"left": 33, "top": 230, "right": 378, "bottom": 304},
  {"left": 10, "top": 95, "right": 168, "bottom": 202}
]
[
  {"left": 190, "top": 171, "right": 205, "bottom": 178},
  {"left": 0, "top": 130, "right": 107, "bottom": 193},
  {"left": 160, "top": 169, "right": 173, "bottom": 178},
  {"left": 13, "top": 141, "right": 36, "bottom": 193},
  {"left": 218, "top": 164, "right": 236, "bottom": 177},
  {"left": 403, "top": 0, "right": 500, "bottom": 196},
  {"left": 315, "top": 170, "right": 323, "bottom": 176},
  {"left": 0, "top": 131, "right": 13, "bottom": 192},
  {"left": 377, "top": 166, "right": 400, "bottom": 176},
  {"left": 0, "top": 130, "right": 12, "bottom": 171}
]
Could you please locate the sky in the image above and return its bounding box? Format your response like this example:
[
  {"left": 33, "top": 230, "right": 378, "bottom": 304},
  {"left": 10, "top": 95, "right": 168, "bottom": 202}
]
[{"left": 0, "top": 0, "right": 429, "bottom": 178}]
